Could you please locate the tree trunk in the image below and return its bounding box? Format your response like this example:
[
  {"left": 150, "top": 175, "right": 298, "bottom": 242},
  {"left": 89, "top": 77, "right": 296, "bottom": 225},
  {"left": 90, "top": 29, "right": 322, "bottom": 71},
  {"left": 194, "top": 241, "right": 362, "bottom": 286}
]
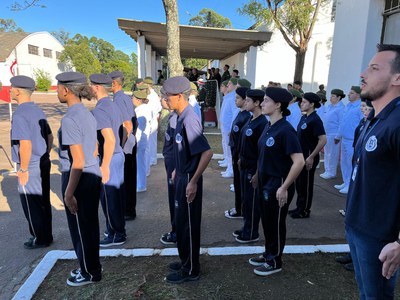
[
  {"left": 162, "top": 0, "right": 184, "bottom": 77},
  {"left": 293, "top": 48, "right": 306, "bottom": 84}
]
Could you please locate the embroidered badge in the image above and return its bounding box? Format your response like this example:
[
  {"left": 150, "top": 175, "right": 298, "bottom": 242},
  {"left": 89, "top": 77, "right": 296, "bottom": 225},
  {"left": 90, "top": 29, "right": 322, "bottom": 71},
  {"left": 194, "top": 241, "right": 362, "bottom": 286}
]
[
  {"left": 266, "top": 137, "right": 275, "bottom": 147},
  {"left": 165, "top": 132, "right": 170, "bottom": 141},
  {"left": 175, "top": 133, "right": 183, "bottom": 143},
  {"left": 365, "top": 135, "right": 377, "bottom": 152},
  {"left": 233, "top": 125, "right": 239, "bottom": 132},
  {"left": 301, "top": 123, "right": 307, "bottom": 130},
  {"left": 245, "top": 128, "right": 253, "bottom": 136}
]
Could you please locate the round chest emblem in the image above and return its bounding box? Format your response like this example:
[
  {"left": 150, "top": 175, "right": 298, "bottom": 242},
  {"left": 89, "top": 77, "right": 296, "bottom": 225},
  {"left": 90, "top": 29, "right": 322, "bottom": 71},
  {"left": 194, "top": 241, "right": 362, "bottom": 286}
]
[
  {"left": 266, "top": 137, "right": 275, "bottom": 147},
  {"left": 245, "top": 128, "right": 253, "bottom": 136},
  {"left": 365, "top": 135, "right": 377, "bottom": 152},
  {"left": 175, "top": 133, "right": 183, "bottom": 143},
  {"left": 301, "top": 123, "right": 307, "bottom": 130},
  {"left": 233, "top": 125, "right": 239, "bottom": 133}
]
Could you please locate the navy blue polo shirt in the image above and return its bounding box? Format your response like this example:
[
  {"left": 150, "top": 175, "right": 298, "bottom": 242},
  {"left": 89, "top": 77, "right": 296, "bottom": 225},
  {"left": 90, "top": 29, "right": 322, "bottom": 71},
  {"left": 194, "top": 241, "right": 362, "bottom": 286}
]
[
  {"left": 58, "top": 103, "right": 101, "bottom": 176},
  {"left": 346, "top": 97, "right": 400, "bottom": 241},
  {"left": 11, "top": 102, "right": 47, "bottom": 163},
  {"left": 91, "top": 97, "right": 123, "bottom": 157},
  {"left": 239, "top": 115, "right": 268, "bottom": 169},
  {"left": 297, "top": 111, "right": 325, "bottom": 160},
  {"left": 162, "top": 112, "right": 178, "bottom": 161},
  {"left": 258, "top": 118, "right": 302, "bottom": 179},
  {"left": 174, "top": 105, "right": 210, "bottom": 175},
  {"left": 229, "top": 110, "right": 251, "bottom": 154}
]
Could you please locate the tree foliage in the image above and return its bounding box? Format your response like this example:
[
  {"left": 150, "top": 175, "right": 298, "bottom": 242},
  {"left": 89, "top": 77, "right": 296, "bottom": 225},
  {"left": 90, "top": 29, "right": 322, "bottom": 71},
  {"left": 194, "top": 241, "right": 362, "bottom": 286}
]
[
  {"left": 0, "top": 18, "right": 24, "bottom": 32},
  {"left": 239, "top": 0, "right": 324, "bottom": 82},
  {"left": 9, "top": 0, "right": 45, "bottom": 10},
  {"left": 34, "top": 69, "right": 51, "bottom": 91},
  {"left": 189, "top": 8, "right": 232, "bottom": 28},
  {"left": 50, "top": 29, "right": 70, "bottom": 45}
]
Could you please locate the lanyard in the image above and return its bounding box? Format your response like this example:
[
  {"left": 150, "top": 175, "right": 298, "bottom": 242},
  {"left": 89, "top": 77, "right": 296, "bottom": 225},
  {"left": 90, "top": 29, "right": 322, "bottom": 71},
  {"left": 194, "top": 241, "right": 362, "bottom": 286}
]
[{"left": 354, "top": 118, "right": 380, "bottom": 163}]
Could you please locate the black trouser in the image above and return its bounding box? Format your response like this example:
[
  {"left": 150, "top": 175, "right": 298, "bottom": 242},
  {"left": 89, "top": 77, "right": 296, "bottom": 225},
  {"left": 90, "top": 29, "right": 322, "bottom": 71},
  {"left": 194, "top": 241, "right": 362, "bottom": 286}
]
[
  {"left": 40, "top": 154, "right": 53, "bottom": 241},
  {"left": 295, "top": 165, "right": 317, "bottom": 214},
  {"left": 19, "top": 160, "right": 53, "bottom": 245},
  {"left": 259, "top": 178, "right": 295, "bottom": 267},
  {"left": 240, "top": 166, "right": 260, "bottom": 239},
  {"left": 62, "top": 172, "right": 102, "bottom": 280},
  {"left": 175, "top": 173, "right": 202, "bottom": 275},
  {"left": 164, "top": 156, "right": 176, "bottom": 234},
  {"left": 231, "top": 150, "right": 242, "bottom": 215},
  {"left": 124, "top": 145, "right": 137, "bottom": 217}
]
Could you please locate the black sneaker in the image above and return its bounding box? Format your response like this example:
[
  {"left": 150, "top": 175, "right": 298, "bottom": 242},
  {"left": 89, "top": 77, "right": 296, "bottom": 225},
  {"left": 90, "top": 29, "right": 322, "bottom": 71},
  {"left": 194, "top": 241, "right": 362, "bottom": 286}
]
[
  {"left": 225, "top": 208, "right": 243, "bottom": 219},
  {"left": 249, "top": 255, "right": 267, "bottom": 266},
  {"left": 290, "top": 211, "right": 310, "bottom": 219},
  {"left": 232, "top": 230, "right": 242, "bottom": 238},
  {"left": 166, "top": 270, "right": 199, "bottom": 284},
  {"left": 288, "top": 208, "right": 298, "bottom": 214},
  {"left": 23, "top": 237, "right": 50, "bottom": 249},
  {"left": 169, "top": 261, "right": 182, "bottom": 272},
  {"left": 235, "top": 235, "right": 259, "bottom": 244},
  {"left": 67, "top": 272, "right": 99, "bottom": 287},
  {"left": 99, "top": 236, "right": 126, "bottom": 247},
  {"left": 335, "top": 253, "right": 352, "bottom": 264},
  {"left": 71, "top": 268, "right": 103, "bottom": 277},
  {"left": 344, "top": 263, "right": 354, "bottom": 272},
  {"left": 254, "top": 262, "right": 282, "bottom": 276},
  {"left": 124, "top": 214, "right": 136, "bottom": 221},
  {"left": 160, "top": 232, "right": 177, "bottom": 245}
]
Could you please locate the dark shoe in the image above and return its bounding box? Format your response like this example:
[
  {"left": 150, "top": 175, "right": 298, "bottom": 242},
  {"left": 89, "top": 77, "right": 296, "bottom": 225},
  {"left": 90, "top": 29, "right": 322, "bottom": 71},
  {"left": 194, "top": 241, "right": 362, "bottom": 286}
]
[
  {"left": 23, "top": 238, "right": 50, "bottom": 249},
  {"left": 124, "top": 214, "right": 136, "bottom": 221},
  {"left": 232, "top": 229, "right": 242, "bottom": 238},
  {"left": 225, "top": 208, "right": 243, "bottom": 219},
  {"left": 335, "top": 253, "right": 352, "bottom": 264},
  {"left": 288, "top": 208, "right": 299, "bottom": 214},
  {"left": 99, "top": 236, "right": 126, "bottom": 247},
  {"left": 71, "top": 268, "right": 103, "bottom": 277},
  {"left": 160, "top": 232, "right": 177, "bottom": 245},
  {"left": 254, "top": 262, "right": 282, "bottom": 276},
  {"left": 235, "top": 235, "right": 259, "bottom": 244},
  {"left": 344, "top": 263, "right": 354, "bottom": 272},
  {"left": 166, "top": 270, "right": 199, "bottom": 284},
  {"left": 67, "top": 272, "right": 100, "bottom": 287},
  {"left": 249, "top": 255, "right": 267, "bottom": 266},
  {"left": 169, "top": 261, "right": 182, "bottom": 272},
  {"left": 290, "top": 211, "right": 310, "bottom": 219}
]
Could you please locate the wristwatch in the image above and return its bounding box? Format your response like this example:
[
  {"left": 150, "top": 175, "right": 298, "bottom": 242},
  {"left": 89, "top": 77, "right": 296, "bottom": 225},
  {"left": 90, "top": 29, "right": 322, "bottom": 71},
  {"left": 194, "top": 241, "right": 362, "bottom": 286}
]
[{"left": 19, "top": 168, "right": 28, "bottom": 173}]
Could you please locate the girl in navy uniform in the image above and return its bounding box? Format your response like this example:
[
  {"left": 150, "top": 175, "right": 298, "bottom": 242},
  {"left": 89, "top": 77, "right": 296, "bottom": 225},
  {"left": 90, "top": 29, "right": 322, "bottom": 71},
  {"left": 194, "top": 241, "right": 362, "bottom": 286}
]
[
  {"left": 235, "top": 89, "right": 268, "bottom": 243},
  {"left": 10, "top": 75, "right": 53, "bottom": 249},
  {"left": 56, "top": 72, "right": 102, "bottom": 286},
  {"left": 248, "top": 87, "right": 305, "bottom": 276},
  {"left": 90, "top": 74, "right": 126, "bottom": 247},
  {"left": 225, "top": 86, "right": 251, "bottom": 219},
  {"left": 290, "top": 92, "right": 326, "bottom": 218},
  {"left": 162, "top": 76, "right": 212, "bottom": 284}
]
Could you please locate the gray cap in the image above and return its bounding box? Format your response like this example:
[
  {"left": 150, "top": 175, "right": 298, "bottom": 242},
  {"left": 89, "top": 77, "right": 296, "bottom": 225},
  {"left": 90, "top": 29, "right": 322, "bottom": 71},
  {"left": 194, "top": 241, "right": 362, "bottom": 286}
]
[
  {"left": 108, "top": 71, "right": 124, "bottom": 80},
  {"left": 89, "top": 74, "right": 112, "bottom": 85},
  {"left": 56, "top": 72, "right": 86, "bottom": 85},
  {"left": 10, "top": 75, "right": 35, "bottom": 91},
  {"left": 162, "top": 76, "right": 191, "bottom": 94}
]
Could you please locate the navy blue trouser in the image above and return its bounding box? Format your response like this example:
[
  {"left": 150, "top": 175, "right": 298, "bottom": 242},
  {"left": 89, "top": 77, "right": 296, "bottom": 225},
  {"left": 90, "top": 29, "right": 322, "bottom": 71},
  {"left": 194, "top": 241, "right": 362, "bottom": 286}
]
[
  {"left": 295, "top": 165, "right": 316, "bottom": 214},
  {"left": 124, "top": 145, "right": 137, "bottom": 217},
  {"left": 231, "top": 150, "right": 242, "bottom": 215},
  {"left": 62, "top": 171, "right": 102, "bottom": 280},
  {"left": 240, "top": 167, "right": 260, "bottom": 239},
  {"left": 164, "top": 156, "right": 176, "bottom": 234},
  {"left": 175, "top": 173, "right": 202, "bottom": 275}
]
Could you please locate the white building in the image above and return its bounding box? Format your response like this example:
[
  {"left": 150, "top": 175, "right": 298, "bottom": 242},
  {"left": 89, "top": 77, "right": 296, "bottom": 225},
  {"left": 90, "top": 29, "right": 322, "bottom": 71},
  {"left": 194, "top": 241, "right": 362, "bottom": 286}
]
[{"left": 0, "top": 31, "right": 69, "bottom": 89}]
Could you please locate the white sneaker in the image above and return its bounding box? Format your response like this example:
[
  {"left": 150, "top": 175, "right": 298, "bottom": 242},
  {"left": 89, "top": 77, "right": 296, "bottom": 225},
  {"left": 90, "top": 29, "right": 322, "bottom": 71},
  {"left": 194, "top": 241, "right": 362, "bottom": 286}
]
[
  {"left": 230, "top": 186, "right": 235, "bottom": 192},
  {"left": 339, "top": 186, "right": 349, "bottom": 194},
  {"left": 320, "top": 173, "right": 336, "bottom": 179},
  {"left": 137, "top": 188, "right": 147, "bottom": 193},
  {"left": 222, "top": 172, "right": 234, "bottom": 178},
  {"left": 339, "top": 209, "right": 346, "bottom": 217},
  {"left": 230, "top": 183, "right": 234, "bottom": 188},
  {"left": 218, "top": 159, "right": 226, "bottom": 164},
  {"left": 219, "top": 162, "right": 228, "bottom": 168},
  {"left": 334, "top": 183, "right": 345, "bottom": 190}
]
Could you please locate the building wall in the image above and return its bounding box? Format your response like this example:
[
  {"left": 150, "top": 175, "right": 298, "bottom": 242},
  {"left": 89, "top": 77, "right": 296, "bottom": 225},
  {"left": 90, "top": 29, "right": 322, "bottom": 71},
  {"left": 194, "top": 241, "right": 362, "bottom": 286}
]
[{"left": 0, "top": 32, "right": 69, "bottom": 87}]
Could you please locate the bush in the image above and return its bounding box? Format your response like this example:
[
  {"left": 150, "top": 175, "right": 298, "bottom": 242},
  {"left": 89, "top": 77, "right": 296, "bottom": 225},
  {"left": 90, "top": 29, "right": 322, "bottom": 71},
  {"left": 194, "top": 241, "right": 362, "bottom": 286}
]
[{"left": 34, "top": 69, "right": 52, "bottom": 91}]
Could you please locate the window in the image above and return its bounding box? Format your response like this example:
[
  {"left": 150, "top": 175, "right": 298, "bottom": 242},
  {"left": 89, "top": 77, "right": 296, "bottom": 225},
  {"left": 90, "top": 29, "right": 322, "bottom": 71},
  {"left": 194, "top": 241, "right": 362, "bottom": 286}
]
[
  {"left": 43, "top": 48, "right": 52, "bottom": 58},
  {"left": 56, "top": 51, "right": 61, "bottom": 59},
  {"left": 385, "top": 0, "right": 400, "bottom": 14},
  {"left": 28, "top": 44, "right": 39, "bottom": 55}
]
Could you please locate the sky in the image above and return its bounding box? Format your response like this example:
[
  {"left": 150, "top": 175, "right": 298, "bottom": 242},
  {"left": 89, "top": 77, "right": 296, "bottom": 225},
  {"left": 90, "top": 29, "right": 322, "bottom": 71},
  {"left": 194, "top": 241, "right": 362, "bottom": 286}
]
[{"left": 1, "top": 0, "right": 254, "bottom": 55}]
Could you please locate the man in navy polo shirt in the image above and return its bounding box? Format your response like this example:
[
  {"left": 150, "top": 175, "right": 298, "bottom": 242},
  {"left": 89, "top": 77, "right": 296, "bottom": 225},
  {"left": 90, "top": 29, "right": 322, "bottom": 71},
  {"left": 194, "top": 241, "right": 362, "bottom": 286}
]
[
  {"left": 346, "top": 44, "right": 400, "bottom": 299},
  {"left": 162, "top": 76, "right": 213, "bottom": 284}
]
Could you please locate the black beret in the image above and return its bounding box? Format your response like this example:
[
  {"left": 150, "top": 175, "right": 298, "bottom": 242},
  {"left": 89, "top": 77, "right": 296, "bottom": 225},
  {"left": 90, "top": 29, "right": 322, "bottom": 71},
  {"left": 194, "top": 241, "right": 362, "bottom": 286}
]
[
  {"left": 246, "top": 89, "right": 265, "bottom": 100},
  {"left": 236, "top": 87, "right": 249, "bottom": 99},
  {"left": 89, "top": 74, "right": 112, "bottom": 85},
  {"left": 10, "top": 75, "right": 35, "bottom": 91},
  {"left": 56, "top": 72, "right": 86, "bottom": 85},
  {"left": 303, "top": 92, "right": 321, "bottom": 108},
  {"left": 264, "top": 87, "right": 293, "bottom": 103},
  {"left": 331, "top": 88, "right": 345, "bottom": 97},
  {"left": 162, "top": 76, "right": 191, "bottom": 94},
  {"left": 108, "top": 71, "right": 124, "bottom": 80}
]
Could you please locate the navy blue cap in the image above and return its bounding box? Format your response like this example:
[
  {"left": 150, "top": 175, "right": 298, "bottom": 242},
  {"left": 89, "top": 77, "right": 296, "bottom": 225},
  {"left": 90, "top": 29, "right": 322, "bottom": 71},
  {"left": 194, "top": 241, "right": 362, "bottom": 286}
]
[
  {"left": 108, "top": 71, "right": 124, "bottom": 80},
  {"left": 303, "top": 92, "right": 321, "bottom": 108},
  {"left": 56, "top": 72, "right": 86, "bottom": 85},
  {"left": 236, "top": 87, "right": 248, "bottom": 99},
  {"left": 246, "top": 89, "right": 265, "bottom": 100},
  {"left": 162, "top": 76, "right": 191, "bottom": 94},
  {"left": 89, "top": 74, "right": 112, "bottom": 85},
  {"left": 264, "top": 87, "right": 293, "bottom": 103},
  {"left": 10, "top": 75, "right": 35, "bottom": 91}
]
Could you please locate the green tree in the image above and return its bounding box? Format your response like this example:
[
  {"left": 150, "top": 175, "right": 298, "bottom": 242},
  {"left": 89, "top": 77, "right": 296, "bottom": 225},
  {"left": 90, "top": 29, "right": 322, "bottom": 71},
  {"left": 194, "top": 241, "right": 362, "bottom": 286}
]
[
  {"left": 34, "top": 69, "right": 51, "bottom": 91},
  {"left": 239, "top": 0, "right": 324, "bottom": 83},
  {"left": 50, "top": 29, "right": 70, "bottom": 45},
  {"left": 9, "top": 0, "right": 45, "bottom": 11},
  {"left": 182, "top": 58, "right": 207, "bottom": 70},
  {"left": 0, "top": 18, "right": 24, "bottom": 32},
  {"left": 189, "top": 8, "right": 232, "bottom": 28}
]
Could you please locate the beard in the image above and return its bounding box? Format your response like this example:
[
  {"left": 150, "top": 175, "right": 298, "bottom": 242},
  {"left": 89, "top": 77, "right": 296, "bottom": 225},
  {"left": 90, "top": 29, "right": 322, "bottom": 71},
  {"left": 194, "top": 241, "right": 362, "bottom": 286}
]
[{"left": 360, "top": 80, "right": 391, "bottom": 101}]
